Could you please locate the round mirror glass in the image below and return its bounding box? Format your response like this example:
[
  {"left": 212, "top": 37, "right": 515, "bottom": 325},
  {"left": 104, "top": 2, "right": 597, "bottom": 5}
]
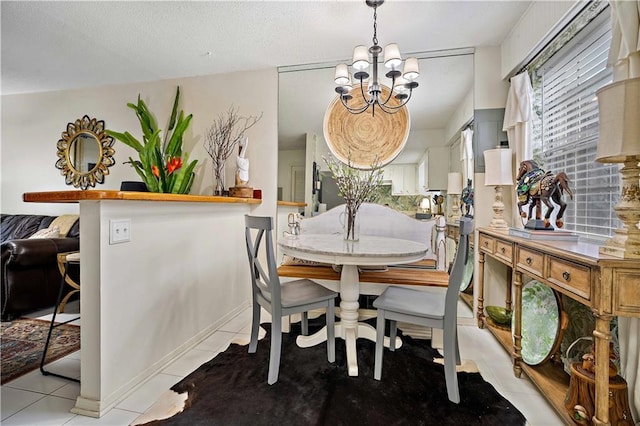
[
  {"left": 55, "top": 115, "right": 115, "bottom": 190},
  {"left": 69, "top": 132, "right": 101, "bottom": 173}
]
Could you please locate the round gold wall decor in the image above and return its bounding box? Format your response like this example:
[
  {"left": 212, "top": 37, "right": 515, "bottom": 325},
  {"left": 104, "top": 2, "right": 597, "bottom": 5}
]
[
  {"left": 323, "top": 84, "right": 410, "bottom": 169},
  {"left": 55, "top": 115, "right": 116, "bottom": 190}
]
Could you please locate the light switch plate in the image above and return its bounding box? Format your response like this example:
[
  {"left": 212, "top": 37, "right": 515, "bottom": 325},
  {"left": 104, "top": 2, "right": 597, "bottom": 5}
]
[{"left": 109, "top": 219, "right": 131, "bottom": 244}]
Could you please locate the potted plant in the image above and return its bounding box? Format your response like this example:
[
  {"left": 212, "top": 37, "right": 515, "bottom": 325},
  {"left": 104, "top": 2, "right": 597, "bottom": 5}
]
[{"left": 106, "top": 86, "right": 197, "bottom": 194}]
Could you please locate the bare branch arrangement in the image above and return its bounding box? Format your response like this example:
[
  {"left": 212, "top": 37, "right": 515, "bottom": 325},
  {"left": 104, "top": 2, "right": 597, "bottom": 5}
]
[
  {"left": 204, "top": 106, "right": 263, "bottom": 194},
  {"left": 324, "top": 154, "right": 383, "bottom": 239}
]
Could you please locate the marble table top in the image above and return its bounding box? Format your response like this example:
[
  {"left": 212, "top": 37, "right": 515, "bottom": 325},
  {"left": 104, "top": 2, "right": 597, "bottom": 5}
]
[{"left": 277, "top": 234, "right": 427, "bottom": 266}]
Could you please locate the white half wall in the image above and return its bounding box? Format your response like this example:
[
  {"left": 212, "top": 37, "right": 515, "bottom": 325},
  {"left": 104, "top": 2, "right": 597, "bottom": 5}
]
[{"left": 76, "top": 199, "right": 254, "bottom": 416}]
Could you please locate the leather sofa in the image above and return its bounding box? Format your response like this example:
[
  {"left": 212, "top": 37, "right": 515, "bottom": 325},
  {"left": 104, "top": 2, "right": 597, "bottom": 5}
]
[{"left": 1, "top": 214, "right": 79, "bottom": 321}]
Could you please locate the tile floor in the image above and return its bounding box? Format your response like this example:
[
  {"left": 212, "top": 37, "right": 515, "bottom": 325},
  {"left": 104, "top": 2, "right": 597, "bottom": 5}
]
[{"left": 1, "top": 303, "right": 563, "bottom": 425}]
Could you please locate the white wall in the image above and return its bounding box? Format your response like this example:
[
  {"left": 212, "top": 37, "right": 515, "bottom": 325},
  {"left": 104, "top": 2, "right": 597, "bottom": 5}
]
[
  {"left": 445, "top": 90, "right": 474, "bottom": 144},
  {"left": 1, "top": 68, "right": 278, "bottom": 218},
  {"left": 277, "top": 149, "right": 305, "bottom": 202},
  {"left": 474, "top": 46, "right": 510, "bottom": 111}
]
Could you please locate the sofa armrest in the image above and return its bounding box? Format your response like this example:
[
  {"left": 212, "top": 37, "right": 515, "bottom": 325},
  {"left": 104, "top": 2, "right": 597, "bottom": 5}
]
[{"left": 1, "top": 238, "right": 79, "bottom": 268}]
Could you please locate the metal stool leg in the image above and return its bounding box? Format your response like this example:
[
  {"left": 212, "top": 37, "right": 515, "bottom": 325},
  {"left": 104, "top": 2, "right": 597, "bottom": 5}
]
[{"left": 40, "top": 256, "right": 80, "bottom": 382}]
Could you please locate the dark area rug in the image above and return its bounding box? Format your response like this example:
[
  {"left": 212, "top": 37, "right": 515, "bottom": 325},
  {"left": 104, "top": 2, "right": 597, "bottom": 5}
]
[
  {"left": 143, "top": 317, "right": 525, "bottom": 426},
  {"left": 1, "top": 318, "right": 80, "bottom": 384}
]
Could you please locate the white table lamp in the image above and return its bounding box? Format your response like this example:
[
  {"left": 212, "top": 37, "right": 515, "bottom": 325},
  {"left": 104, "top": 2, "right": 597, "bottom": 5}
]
[
  {"left": 595, "top": 77, "right": 640, "bottom": 259},
  {"left": 484, "top": 148, "right": 513, "bottom": 231},
  {"left": 420, "top": 197, "right": 431, "bottom": 213},
  {"left": 447, "top": 172, "right": 463, "bottom": 221}
]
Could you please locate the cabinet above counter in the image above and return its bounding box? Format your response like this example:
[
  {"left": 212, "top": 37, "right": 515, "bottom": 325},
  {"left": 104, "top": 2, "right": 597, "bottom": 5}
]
[
  {"left": 382, "top": 164, "right": 417, "bottom": 195},
  {"left": 418, "top": 146, "right": 449, "bottom": 192},
  {"left": 381, "top": 145, "right": 450, "bottom": 196}
]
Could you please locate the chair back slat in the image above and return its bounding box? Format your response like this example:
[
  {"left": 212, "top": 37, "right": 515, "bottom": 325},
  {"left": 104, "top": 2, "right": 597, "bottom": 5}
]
[
  {"left": 445, "top": 218, "right": 474, "bottom": 314},
  {"left": 244, "top": 215, "right": 281, "bottom": 306}
]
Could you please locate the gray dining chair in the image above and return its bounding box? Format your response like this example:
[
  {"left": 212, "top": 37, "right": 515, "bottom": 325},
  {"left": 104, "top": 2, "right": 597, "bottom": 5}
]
[
  {"left": 373, "top": 216, "right": 473, "bottom": 403},
  {"left": 244, "top": 215, "right": 338, "bottom": 385}
]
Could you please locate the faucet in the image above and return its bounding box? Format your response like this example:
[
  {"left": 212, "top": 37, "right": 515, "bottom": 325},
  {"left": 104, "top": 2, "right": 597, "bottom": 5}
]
[{"left": 287, "top": 213, "right": 300, "bottom": 235}]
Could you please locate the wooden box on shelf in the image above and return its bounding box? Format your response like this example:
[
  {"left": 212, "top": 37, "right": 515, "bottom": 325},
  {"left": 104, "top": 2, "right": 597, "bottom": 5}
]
[
  {"left": 229, "top": 186, "right": 254, "bottom": 198},
  {"left": 564, "top": 363, "right": 633, "bottom": 425}
]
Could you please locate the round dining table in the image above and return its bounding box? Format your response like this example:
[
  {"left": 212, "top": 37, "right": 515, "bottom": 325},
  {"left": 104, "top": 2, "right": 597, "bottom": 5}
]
[{"left": 277, "top": 233, "right": 427, "bottom": 376}]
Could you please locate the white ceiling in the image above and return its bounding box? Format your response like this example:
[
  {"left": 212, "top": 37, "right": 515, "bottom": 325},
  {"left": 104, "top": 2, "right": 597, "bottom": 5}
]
[{"left": 1, "top": 1, "right": 532, "bottom": 162}]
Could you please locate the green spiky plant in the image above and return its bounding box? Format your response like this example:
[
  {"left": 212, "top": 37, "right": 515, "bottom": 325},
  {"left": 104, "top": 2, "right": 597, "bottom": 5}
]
[{"left": 106, "top": 86, "right": 197, "bottom": 193}]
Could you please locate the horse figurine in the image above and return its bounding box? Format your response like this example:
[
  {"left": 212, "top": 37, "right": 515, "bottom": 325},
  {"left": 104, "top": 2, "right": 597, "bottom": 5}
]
[
  {"left": 460, "top": 179, "right": 474, "bottom": 218},
  {"left": 516, "top": 160, "right": 574, "bottom": 228}
]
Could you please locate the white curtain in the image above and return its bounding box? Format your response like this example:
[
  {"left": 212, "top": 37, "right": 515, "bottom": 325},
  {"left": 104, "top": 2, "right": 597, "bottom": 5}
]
[
  {"left": 609, "top": 1, "right": 640, "bottom": 422},
  {"left": 608, "top": 0, "right": 640, "bottom": 80},
  {"left": 460, "top": 128, "right": 474, "bottom": 186},
  {"left": 502, "top": 71, "right": 534, "bottom": 228}
]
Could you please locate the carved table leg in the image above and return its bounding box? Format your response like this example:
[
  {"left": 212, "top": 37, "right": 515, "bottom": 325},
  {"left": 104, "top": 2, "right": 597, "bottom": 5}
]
[
  {"left": 477, "top": 251, "right": 486, "bottom": 329},
  {"left": 512, "top": 270, "right": 523, "bottom": 378},
  {"left": 338, "top": 264, "right": 360, "bottom": 376},
  {"left": 592, "top": 313, "right": 613, "bottom": 426},
  {"left": 505, "top": 268, "right": 513, "bottom": 312}
]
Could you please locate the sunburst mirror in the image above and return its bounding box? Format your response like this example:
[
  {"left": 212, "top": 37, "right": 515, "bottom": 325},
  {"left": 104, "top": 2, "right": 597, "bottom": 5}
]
[{"left": 55, "top": 115, "right": 116, "bottom": 190}]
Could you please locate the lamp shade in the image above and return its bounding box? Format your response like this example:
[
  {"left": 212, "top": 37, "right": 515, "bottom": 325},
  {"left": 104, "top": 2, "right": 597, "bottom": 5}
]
[
  {"left": 420, "top": 197, "right": 431, "bottom": 210},
  {"left": 484, "top": 148, "right": 513, "bottom": 186},
  {"left": 383, "top": 43, "right": 402, "bottom": 69},
  {"left": 595, "top": 77, "right": 640, "bottom": 163},
  {"left": 334, "top": 64, "right": 350, "bottom": 86},
  {"left": 403, "top": 57, "right": 420, "bottom": 81},
  {"left": 352, "top": 45, "right": 370, "bottom": 71},
  {"left": 447, "top": 172, "right": 463, "bottom": 194},
  {"left": 393, "top": 76, "right": 409, "bottom": 95}
]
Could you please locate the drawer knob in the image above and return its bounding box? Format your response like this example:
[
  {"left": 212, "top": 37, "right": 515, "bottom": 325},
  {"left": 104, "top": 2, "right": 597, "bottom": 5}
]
[
  {"left": 526, "top": 257, "right": 532, "bottom": 265},
  {"left": 562, "top": 271, "right": 571, "bottom": 282},
  {"left": 501, "top": 247, "right": 506, "bottom": 254}
]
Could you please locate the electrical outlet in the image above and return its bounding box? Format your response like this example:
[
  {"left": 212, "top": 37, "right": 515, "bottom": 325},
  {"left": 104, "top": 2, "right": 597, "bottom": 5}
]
[{"left": 109, "top": 219, "right": 131, "bottom": 244}]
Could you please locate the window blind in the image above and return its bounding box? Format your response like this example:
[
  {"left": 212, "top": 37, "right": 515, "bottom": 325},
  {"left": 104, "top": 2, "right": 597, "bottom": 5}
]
[{"left": 531, "top": 8, "right": 619, "bottom": 238}]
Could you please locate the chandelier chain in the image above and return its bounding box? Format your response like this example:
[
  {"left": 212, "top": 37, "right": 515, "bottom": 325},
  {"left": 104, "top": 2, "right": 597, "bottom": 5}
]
[{"left": 372, "top": 5, "right": 378, "bottom": 46}]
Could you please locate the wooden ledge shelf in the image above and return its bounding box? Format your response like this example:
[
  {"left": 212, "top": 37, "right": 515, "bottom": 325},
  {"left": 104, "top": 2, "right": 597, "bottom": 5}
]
[
  {"left": 23, "top": 190, "right": 262, "bottom": 204},
  {"left": 277, "top": 201, "right": 306, "bottom": 207}
]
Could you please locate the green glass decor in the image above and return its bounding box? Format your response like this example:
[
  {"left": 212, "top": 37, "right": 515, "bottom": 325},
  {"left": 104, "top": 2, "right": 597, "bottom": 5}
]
[{"left": 106, "top": 86, "right": 197, "bottom": 194}]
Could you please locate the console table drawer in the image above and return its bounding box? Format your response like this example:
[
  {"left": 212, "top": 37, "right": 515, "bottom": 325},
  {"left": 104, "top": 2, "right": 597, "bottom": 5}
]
[
  {"left": 479, "top": 234, "right": 494, "bottom": 253},
  {"left": 516, "top": 247, "right": 544, "bottom": 278},
  {"left": 494, "top": 239, "right": 513, "bottom": 263},
  {"left": 547, "top": 257, "right": 591, "bottom": 300}
]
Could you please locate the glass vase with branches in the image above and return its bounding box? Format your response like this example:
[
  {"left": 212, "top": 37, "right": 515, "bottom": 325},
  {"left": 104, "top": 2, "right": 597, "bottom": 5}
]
[{"left": 324, "top": 154, "right": 383, "bottom": 240}]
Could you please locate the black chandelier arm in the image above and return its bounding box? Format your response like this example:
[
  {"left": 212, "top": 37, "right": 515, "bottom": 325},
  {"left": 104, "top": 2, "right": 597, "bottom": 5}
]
[
  {"left": 339, "top": 95, "right": 372, "bottom": 115},
  {"left": 378, "top": 74, "right": 397, "bottom": 107},
  {"left": 358, "top": 81, "right": 370, "bottom": 106},
  {"left": 375, "top": 90, "right": 414, "bottom": 114}
]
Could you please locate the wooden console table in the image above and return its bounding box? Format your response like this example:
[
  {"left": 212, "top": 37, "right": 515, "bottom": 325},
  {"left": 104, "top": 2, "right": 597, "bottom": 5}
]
[{"left": 477, "top": 227, "right": 640, "bottom": 425}]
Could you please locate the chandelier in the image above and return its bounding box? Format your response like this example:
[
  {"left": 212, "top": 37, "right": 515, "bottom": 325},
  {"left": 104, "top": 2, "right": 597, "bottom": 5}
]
[{"left": 333, "top": 0, "right": 419, "bottom": 116}]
